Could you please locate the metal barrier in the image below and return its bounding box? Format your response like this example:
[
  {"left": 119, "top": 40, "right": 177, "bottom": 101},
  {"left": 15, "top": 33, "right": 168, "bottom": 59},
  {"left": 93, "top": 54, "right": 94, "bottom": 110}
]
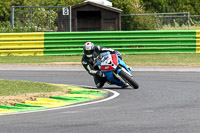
[
  {"left": 44, "top": 30, "right": 198, "bottom": 55},
  {"left": 0, "top": 33, "right": 44, "bottom": 56},
  {"left": 0, "top": 30, "right": 199, "bottom": 56}
]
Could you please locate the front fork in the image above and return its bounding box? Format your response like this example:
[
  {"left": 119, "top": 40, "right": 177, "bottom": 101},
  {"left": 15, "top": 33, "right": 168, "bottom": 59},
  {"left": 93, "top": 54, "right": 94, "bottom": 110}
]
[{"left": 112, "top": 65, "right": 132, "bottom": 84}]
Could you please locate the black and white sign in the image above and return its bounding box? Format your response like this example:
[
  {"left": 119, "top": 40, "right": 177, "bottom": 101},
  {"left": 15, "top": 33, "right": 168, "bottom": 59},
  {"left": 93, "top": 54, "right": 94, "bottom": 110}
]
[{"left": 62, "top": 7, "right": 69, "bottom": 15}]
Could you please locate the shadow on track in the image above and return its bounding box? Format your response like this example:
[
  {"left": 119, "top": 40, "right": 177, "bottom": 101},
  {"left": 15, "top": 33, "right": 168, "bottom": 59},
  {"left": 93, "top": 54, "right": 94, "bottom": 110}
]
[{"left": 102, "top": 86, "right": 134, "bottom": 90}]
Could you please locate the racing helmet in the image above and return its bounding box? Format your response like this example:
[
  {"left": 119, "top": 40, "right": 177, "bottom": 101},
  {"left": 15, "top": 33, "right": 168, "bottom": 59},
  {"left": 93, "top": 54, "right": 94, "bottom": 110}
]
[{"left": 83, "top": 42, "right": 94, "bottom": 57}]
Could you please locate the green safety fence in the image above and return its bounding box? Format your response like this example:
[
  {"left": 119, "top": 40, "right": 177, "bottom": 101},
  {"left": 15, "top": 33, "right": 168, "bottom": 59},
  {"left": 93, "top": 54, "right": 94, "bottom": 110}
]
[{"left": 0, "top": 30, "right": 200, "bottom": 56}]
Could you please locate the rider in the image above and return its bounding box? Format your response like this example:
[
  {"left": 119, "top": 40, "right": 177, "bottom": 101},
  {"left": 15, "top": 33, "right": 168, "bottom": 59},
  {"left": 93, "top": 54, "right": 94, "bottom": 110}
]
[{"left": 81, "top": 42, "right": 123, "bottom": 89}]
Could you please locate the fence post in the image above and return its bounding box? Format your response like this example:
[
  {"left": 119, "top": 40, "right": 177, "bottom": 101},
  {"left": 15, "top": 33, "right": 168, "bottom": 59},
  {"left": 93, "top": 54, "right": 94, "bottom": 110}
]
[
  {"left": 31, "top": 7, "right": 32, "bottom": 28},
  {"left": 69, "top": 6, "right": 72, "bottom": 32},
  {"left": 155, "top": 15, "right": 159, "bottom": 30},
  {"left": 188, "top": 12, "right": 190, "bottom": 30},
  {"left": 11, "top": 6, "right": 14, "bottom": 29},
  {"left": 49, "top": 8, "right": 51, "bottom": 32}
]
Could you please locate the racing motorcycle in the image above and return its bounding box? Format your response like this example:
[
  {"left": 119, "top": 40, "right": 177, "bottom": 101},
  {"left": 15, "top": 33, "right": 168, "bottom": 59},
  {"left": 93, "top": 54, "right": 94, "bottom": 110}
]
[{"left": 94, "top": 52, "right": 139, "bottom": 89}]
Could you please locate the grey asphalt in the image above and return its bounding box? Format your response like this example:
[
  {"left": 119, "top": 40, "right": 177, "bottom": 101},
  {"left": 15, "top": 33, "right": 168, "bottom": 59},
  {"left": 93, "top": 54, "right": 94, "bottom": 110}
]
[{"left": 0, "top": 65, "right": 200, "bottom": 133}]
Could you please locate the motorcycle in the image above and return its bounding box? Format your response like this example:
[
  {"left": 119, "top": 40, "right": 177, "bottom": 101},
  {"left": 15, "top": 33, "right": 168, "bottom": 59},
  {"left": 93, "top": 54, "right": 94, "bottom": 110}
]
[{"left": 94, "top": 52, "right": 139, "bottom": 89}]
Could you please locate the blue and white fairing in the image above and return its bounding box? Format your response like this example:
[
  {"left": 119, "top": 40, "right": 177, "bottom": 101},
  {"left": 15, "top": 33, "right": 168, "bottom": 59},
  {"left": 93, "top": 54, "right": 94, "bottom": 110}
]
[{"left": 96, "top": 52, "right": 132, "bottom": 87}]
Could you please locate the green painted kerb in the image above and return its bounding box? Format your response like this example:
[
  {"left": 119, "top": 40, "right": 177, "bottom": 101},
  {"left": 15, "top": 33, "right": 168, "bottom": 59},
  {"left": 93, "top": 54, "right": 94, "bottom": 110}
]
[{"left": 0, "top": 84, "right": 108, "bottom": 114}]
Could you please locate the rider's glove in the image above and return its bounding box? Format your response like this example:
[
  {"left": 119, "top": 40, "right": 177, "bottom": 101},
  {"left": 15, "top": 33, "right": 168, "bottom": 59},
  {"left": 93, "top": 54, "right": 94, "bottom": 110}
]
[{"left": 97, "top": 70, "right": 103, "bottom": 77}]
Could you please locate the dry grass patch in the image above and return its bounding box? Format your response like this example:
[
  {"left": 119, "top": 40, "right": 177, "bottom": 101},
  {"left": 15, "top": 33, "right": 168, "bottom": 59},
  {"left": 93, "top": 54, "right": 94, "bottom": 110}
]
[{"left": 0, "top": 79, "right": 69, "bottom": 106}]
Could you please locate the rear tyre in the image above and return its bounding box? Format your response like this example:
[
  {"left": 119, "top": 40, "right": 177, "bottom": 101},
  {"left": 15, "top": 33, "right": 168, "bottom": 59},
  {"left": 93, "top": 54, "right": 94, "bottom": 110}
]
[{"left": 119, "top": 70, "right": 139, "bottom": 89}]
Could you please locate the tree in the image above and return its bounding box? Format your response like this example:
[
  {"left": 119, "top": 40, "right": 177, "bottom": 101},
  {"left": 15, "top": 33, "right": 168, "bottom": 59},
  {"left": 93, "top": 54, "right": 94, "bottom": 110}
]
[
  {"left": 140, "top": 0, "right": 200, "bottom": 15},
  {"left": 111, "top": 0, "right": 156, "bottom": 30},
  {"left": 57, "top": 0, "right": 84, "bottom": 6}
]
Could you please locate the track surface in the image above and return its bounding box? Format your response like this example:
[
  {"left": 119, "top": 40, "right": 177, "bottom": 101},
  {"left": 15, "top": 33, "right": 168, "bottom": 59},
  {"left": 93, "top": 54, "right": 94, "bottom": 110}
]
[{"left": 0, "top": 69, "right": 200, "bottom": 133}]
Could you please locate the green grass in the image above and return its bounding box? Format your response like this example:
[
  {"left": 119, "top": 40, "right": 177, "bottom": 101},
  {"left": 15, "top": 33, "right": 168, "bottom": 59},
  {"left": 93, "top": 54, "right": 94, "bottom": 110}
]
[
  {"left": 160, "top": 26, "right": 200, "bottom": 30},
  {"left": 0, "top": 55, "right": 82, "bottom": 64},
  {"left": 0, "top": 54, "right": 200, "bottom": 66},
  {"left": 123, "top": 53, "right": 200, "bottom": 66},
  {"left": 0, "top": 79, "right": 64, "bottom": 96}
]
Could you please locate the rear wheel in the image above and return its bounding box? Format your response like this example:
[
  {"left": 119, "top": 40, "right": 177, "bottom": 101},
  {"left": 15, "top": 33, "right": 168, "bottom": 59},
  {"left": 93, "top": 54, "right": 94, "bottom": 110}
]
[{"left": 119, "top": 70, "right": 139, "bottom": 89}]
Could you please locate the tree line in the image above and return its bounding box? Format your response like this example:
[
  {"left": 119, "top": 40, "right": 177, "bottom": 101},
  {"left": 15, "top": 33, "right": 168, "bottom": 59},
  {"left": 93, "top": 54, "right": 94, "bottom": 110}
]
[
  {"left": 0, "top": 0, "right": 199, "bottom": 31},
  {"left": 1, "top": 0, "right": 200, "bottom": 21}
]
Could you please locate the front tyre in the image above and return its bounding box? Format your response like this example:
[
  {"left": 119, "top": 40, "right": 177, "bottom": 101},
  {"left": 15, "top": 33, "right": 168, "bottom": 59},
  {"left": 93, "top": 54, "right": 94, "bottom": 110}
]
[{"left": 119, "top": 70, "right": 139, "bottom": 89}]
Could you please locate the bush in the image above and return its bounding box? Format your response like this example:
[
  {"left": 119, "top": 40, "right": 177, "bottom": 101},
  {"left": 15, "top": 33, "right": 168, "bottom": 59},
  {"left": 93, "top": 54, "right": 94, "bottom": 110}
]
[
  {"left": 111, "top": 0, "right": 157, "bottom": 30},
  {"left": 0, "top": 21, "right": 36, "bottom": 33}
]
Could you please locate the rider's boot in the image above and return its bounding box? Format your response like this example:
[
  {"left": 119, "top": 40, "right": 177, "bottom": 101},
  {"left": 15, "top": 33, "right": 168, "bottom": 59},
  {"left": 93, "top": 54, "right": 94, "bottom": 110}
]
[
  {"left": 107, "top": 81, "right": 114, "bottom": 85},
  {"left": 96, "top": 83, "right": 104, "bottom": 89},
  {"left": 121, "top": 83, "right": 129, "bottom": 88}
]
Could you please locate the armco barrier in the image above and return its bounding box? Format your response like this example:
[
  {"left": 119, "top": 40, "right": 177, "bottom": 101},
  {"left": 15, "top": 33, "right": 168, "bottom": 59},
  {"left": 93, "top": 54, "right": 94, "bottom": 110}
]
[
  {"left": 0, "top": 30, "right": 199, "bottom": 56},
  {"left": 0, "top": 33, "right": 44, "bottom": 56}
]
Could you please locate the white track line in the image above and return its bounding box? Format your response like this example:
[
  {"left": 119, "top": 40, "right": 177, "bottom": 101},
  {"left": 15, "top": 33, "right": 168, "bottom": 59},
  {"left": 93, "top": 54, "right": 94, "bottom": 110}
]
[{"left": 0, "top": 86, "right": 120, "bottom": 116}]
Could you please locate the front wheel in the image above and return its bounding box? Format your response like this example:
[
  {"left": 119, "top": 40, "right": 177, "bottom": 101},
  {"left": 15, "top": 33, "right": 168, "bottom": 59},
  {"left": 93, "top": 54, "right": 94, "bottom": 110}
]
[{"left": 119, "top": 70, "right": 139, "bottom": 89}]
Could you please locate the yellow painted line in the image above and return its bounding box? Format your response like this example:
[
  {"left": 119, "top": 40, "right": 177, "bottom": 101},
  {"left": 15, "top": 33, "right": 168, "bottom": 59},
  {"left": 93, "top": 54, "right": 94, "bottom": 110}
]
[
  {"left": 52, "top": 84, "right": 80, "bottom": 87},
  {"left": 68, "top": 87, "right": 92, "bottom": 91},
  {"left": 25, "top": 101, "right": 72, "bottom": 108},
  {"left": 52, "top": 84, "right": 95, "bottom": 91},
  {"left": 50, "top": 84, "right": 71, "bottom": 87},
  {"left": 64, "top": 94, "right": 100, "bottom": 99},
  {"left": 36, "top": 98, "right": 67, "bottom": 103},
  {"left": 52, "top": 84, "right": 107, "bottom": 94},
  {"left": 52, "top": 84, "right": 82, "bottom": 88},
  {"left": 0, "top": 33, "right": 44, "bottom": 41},
  {"left": 0, "top": 109, "right": 16, "bottom": 114}
]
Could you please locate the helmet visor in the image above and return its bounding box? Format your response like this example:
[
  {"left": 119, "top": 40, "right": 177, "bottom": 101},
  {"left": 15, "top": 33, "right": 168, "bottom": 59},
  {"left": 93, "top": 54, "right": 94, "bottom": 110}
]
[{"left": 84, "top": 50, "right": 92, "bottom": 55}]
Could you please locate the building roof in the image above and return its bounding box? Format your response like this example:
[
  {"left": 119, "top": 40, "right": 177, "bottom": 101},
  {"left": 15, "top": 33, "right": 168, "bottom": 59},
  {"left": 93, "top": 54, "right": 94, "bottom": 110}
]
[{"left": 72, "top": 1, "right": 122, "bottom": 13}]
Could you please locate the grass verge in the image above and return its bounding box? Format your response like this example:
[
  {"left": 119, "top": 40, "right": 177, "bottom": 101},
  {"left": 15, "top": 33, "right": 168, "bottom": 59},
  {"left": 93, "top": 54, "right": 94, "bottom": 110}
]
[
  {"left": 123, "top": 53, "right": 200, "bottom": 66},
  {"left": 0, "top": 79, "right": 68, "bottom": 105},
  {"left": 0, "top": 53, "right": 200, "bottom": 66},
  {"left": 0, "top": 79, "right": 66, "bottom": 96},
  {"left": 0, "top": 55, "right": 82, "bottom": 64}
]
